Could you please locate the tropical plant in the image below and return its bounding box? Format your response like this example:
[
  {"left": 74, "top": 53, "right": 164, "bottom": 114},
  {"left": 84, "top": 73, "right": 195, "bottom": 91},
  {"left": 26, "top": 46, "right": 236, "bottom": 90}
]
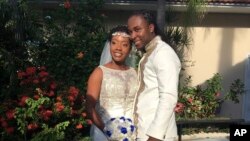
[
  {"left": 224, "top": 79, "right": 245, "bottom": 104},
  {"left": 0, "top": 0, "right": 106, "bottom": 100},
  {"left": 0, "top": 0, "right": 42, "bottom": 99},
  {"left": 0, "top": 1, "right": 107, "bottom": 140},
  {"left": 176, "top": 73, "right": 222, "bottom": 119},
  {"left": 176, "top": 73, "right": 245, "bottom": 120},
  {"left": 162, "top": 0, "right": 206, "bottom": 60},
  {"left": 26, "top": 0, "right": 106, "bottom": 91}
]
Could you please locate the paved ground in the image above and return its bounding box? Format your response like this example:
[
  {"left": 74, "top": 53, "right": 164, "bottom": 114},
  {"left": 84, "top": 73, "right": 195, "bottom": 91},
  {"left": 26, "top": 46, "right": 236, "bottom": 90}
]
[
  {"left": 183, "top": 138, "right": 229, "bottom": 141},
  {"left": 177, "top": 132, "right": 229, "bottom": 141}
]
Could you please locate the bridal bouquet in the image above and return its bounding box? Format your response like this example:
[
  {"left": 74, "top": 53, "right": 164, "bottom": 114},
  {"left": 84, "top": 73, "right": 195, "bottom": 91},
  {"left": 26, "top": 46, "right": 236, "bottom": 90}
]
[{"left": 103, "top": 116, "right": 136, "bottom": 141}]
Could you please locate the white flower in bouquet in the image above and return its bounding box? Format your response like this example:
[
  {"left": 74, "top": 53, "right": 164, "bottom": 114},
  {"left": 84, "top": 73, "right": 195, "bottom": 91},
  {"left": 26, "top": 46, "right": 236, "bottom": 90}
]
[{"left": 103, "top": 116, "right": 136, "bottom": 141}]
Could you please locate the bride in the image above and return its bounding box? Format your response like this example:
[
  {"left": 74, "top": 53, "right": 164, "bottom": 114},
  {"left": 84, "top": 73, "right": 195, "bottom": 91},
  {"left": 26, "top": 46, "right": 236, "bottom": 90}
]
[{"left": 86, "top": 25, "right": 138, "bottom": 141}]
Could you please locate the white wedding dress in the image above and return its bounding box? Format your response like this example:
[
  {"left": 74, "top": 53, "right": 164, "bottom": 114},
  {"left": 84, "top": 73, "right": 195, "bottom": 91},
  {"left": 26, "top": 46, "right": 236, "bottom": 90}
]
[{"left": 90, "top": 66, "right": 138, "bottom": 141}]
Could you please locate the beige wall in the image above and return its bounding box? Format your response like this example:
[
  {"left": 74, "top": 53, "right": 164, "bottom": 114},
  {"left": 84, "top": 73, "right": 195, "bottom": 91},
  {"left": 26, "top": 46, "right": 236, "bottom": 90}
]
[
  {"left": 103, "top": 10, "right": 250, "bottom": 119},
  {"left": 187, "top": 27, "right": 250, "bottom": 118},
  {"left": 185, "top": 13, "right": 250, "bottom": 119}
]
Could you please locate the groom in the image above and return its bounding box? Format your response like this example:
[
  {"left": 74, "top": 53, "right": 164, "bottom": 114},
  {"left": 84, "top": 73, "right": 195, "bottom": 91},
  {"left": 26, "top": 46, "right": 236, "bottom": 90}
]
[{"left": 127, "top": 10, "right": 181, "bottom": 141}]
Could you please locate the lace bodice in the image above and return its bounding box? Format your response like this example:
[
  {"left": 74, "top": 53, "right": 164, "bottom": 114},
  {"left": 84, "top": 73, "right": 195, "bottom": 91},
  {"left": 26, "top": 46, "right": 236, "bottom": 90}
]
[{"left": 96, "top": 66, "right": 138, "bottom": 123}]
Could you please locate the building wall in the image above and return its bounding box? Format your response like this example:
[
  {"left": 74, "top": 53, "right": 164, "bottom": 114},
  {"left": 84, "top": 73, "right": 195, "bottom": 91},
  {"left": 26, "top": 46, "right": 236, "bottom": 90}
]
[
  {"left": 189, "top": 27, "right": 250, "bottom": 118},
  {"left": 187, "top": 13, "right": 250, "bottom": 119},
  {"left": 103, "top": 10, "right": 250, "bottom": 119}
]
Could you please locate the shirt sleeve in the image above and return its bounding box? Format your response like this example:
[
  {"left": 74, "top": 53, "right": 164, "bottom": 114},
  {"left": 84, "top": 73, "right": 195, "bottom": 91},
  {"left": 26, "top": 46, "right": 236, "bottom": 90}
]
[{"left": 146, "top": 45, "right": 181, "bottom": 140}]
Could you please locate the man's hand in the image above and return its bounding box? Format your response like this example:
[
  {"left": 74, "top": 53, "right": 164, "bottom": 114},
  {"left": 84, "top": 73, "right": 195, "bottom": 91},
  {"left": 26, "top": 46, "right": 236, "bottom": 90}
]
[{"left": 147, "top": 136, "right": 161, "bottom": 141}]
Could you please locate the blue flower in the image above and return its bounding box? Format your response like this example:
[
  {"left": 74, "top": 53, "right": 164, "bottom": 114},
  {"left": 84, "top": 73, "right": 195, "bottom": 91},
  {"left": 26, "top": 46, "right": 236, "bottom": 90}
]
[
  {"left": 110, "top": 117, "right": 116, "bottom": 121},
  {"left": 120, "top": 116, "right": 126, "bottom": 121},
  {"left": 127, "top": 118, "right": 132, "bottom": 122},
  {"left": 120, "top": 127, "right": 127, "bottom": 134},
  {"left": 123, "top": 138, "right": 129, "bottom": 141},
  {"left": 105, "top": 130, "right": 112, "bottom": 137},
  {"left": 130, "top": 125, "right": 135, "bottom": 132}
]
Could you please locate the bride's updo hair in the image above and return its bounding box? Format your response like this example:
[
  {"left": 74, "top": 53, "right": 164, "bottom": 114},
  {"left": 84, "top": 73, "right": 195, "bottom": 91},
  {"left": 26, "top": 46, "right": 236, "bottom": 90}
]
[{"left": 107, "top": 25, "right": 133, "bottom": 46}]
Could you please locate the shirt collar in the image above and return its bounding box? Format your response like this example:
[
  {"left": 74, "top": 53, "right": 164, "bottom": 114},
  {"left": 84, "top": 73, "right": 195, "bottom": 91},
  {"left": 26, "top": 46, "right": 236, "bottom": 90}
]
[{"left": 145, "top": 36, "right": 161, "bottom": 53}]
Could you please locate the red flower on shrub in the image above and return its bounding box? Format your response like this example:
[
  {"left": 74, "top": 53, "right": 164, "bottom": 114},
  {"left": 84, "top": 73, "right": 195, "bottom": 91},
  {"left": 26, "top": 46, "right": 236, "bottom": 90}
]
[
  {"left": 55, "top": 102, "right": 65, "bottom": 112},
  {"left": 6, "top": 110, "right": 15, "bottom": 120},
  {"left": 27, "top": 123, "right": 38, "bottom": 130},
  {"left": 33, "top": 79, "right": 39, "bottom": 84},
  {"left": 39, "top": 66, "right": 46, "bottom": 71},
  {"left": 70, "top": 109, "right": 77, "bottom": 115},
  {"left": 64, "top": 0, "right": 71, "bottom": 9},
  {"left": 39, "top": 71, "right": 49, "bottom": 78},
  {"left": 77, "top": 51, "right": 84, "bottom": 59},
  {"left": 81, "top": 112, "right": 87, "bottom": 118},
  {"left": 50, "top": 81, "right": 57, "bottom": 90},
  {"left": 69, "top": 87, "right": 78, "bottom": 94},
  {"left": 19, "top": 95, "right": 29, "bottom": 107},
  {"left": 187, "top": 98, "right": 193, "bottom": 103},
  {"left": 5, "top": 127, "right": 14, "bottom": 134},
  {"left": 41, "top": 110, "right": 53, "bottom": 121},
  {"left": 68, "top": 95, "right": 75, "bottom": 102},
  {"left": 41, "top": 77, "right": 47, "bottom": 82},
  {"left": 26, "top": 67, "right": 36, "bottom": 75},
  {"left": 47, "top": 90, "right": 55, "bottom": 97},
  {"left": 215, "top": 92, "right": 220, "bottom": 97},
  {"left": 68, "top": 86, "right": 79, "bottom": 97},
  {"left": 33, "top": 95, "right": 40, "bottom": 100},
  {"left": 175, "top": 102, "right": 185, "bottom": 113},
  {"left": 17, "top": 71, "right": 26, "bottom": 79},
  {"left": 1, "top": 119, "right": 8, "bottom": 128},
  {"left": 38, "top": 105, "right": 44, "bottom": 111},
  {"left": 56, "top": 96, "right": 62, "bottom": 102},
  {"left": 76, "top": 123, "right": 83, "bottom": 129}
]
